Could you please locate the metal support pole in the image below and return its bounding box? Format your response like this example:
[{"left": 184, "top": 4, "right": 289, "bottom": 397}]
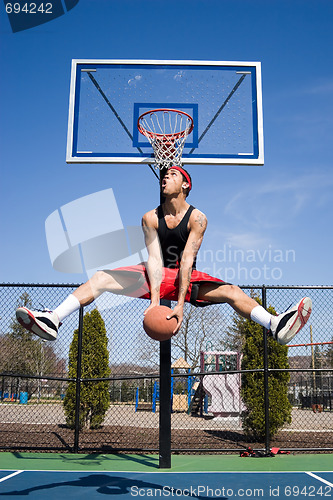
[
  {"left": 262, "top": 286, "right": 270, "bottom": 454},
  {"left": 158, "top": 168, "right": 172, "bottom": 469},
  {"left": 73, "top": 306, "right": 84, "bottom": 453},
  {"left": 159, "top": 325, "right": 172, "bottom": 468}
]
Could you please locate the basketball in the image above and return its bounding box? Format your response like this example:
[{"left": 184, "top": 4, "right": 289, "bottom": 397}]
[{"left": 143, "top": 305, "right": 177, "bottom": 341}]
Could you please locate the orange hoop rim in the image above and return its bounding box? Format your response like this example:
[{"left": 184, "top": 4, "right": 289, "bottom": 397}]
[{"left": 137, "top": 108, "right": 194, "bottom": 140}]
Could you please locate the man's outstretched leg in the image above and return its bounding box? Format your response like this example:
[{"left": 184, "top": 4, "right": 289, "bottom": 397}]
[
  {"left": 16, "top": 270, "right": 141, "bottom": 341},
  {"left": 197, "top": 283, "right": 312, "bottom": 345}
]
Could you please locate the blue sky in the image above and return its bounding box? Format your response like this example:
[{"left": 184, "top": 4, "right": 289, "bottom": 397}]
[{"left": 1, "top": 0, "right": 332, "bottom": 287}]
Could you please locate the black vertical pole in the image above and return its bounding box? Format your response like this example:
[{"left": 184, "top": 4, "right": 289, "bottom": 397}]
[
  {"left": 158, "top": 169, "right": 172, "bottom": 469},
  {"left": 159, "top": 332, "right": 171, "bottom": 468},
  {"left": 262, "top": 286, "right": 270, "bottom": 454},
  {"left": 74, "top": 306, "right": 84, "bottom": 453}
]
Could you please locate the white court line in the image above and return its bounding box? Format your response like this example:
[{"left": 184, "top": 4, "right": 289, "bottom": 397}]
[
  {"left": 0, "top": 470, "right": 24, "bottom": 483},
  {"left": 306, "top": 472, "right": 333, "bottom": 488}
]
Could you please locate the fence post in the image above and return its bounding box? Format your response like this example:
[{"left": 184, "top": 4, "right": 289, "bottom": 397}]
[
  {"left": 262, "top": 285, "right": 270, "bottom": 454},
  {"left": 73, "top": 306, "right": 84, "bottom": 453},
  {"left": 159, "top": 332, "right": 171, "bottom": 468},
  {"left": 158, "top": 172, "right": 172, "bottom": 469}
]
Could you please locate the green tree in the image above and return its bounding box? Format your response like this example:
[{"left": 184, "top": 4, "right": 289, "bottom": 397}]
[
  {"left": 5, "top": 293, "right": 36, "bottom": 377},
  {"left": 323, "top": 337, "right": 333, "bottom": 368},
  {"left": 327, "top": 337, "right": 333, "bottom": 364},
  {"left": 64, "top": 309, "right": 111, "bottom": 429},
  {"left": 235, "top": 298, "right": 292, "bottom": 440},
  {"left": 120, "top": 380, "right": 133, "bottom": 402},
  {"left": 313, "top": 345, "right": 322, "bottom": 392}
]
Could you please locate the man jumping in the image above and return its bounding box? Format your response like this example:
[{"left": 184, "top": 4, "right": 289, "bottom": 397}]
[{"left": 16, "top": 166, "right": 312, "bottom": 344}]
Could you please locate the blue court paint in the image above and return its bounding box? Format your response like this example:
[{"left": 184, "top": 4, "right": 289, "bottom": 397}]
[
  {"left": 0, "top": 470, "right": 23, "bottom": 483},
  {"left": 0, "top": 471, "right": 332, "bottom": 499}
]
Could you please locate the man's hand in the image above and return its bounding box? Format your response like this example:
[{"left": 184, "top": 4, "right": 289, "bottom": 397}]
[
  {"left": 167, "top": 303, "right": 184, "bottom": 335},
  {"left": 143, "top": 301, "right": 159, "bottom": 317},
  {"left": 142, "top": 211, "right": 163, "bottom": 309}
]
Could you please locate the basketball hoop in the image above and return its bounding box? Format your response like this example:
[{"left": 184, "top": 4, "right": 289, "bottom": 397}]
[{"left": 137, "top": 109, "right": 194, "bottom": 170}]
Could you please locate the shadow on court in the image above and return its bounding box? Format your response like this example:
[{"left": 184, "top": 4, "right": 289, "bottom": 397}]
[
  {"left": 0, "top": 473, "right": 216, "bottom": 498},
  {"left": 12, "top": 451, "right": 159, "bottom": 469}
]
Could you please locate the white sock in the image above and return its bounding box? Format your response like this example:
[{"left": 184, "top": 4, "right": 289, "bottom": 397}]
[
  {"left": 250, "top": 305, "right": 272, "bottom": 330},
  {"left": 54, "top": 294, "right": 81, "bottom": 322}
]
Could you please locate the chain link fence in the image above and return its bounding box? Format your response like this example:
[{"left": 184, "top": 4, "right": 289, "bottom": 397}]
[{"left": 0, "top": 284, "right": 332, "bottom": 454}]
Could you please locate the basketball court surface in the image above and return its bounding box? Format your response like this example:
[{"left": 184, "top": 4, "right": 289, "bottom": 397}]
[
  {"left": 0, "top": 453, "right": 332, "bottom": 498},
  {"left": 4, "top": 58, "right": 331, "bottom": 499}
]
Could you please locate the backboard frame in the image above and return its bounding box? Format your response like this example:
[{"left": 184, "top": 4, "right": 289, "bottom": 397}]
[{"left": 66, "top": 59, "right": 264, "bottom": 166}]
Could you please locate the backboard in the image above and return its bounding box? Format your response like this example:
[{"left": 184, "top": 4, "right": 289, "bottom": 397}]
[{"left": 66, "top": 59, "right": 264, "bottom": 166}]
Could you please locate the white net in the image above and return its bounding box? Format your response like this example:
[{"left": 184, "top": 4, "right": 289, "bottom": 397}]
[{"left": 138, "top": 109, "right": 193, "bottom": 170}]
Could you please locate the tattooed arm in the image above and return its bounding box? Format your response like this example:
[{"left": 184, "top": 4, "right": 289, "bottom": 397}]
[
  {"left": 141, "top": 210, "right": 163, "bottom": 313},
  {"left": 169, "top": 209, "right": 207, "bottom": 333}
]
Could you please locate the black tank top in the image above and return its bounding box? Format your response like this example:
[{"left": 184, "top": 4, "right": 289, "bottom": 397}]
[{"left": 157, "top": 205, "right": 196, "bottom": 269}]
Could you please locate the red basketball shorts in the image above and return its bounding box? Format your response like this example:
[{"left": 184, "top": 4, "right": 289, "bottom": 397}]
[{"left": 107, "top": 264, "right": 227, "bottom": 307}]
